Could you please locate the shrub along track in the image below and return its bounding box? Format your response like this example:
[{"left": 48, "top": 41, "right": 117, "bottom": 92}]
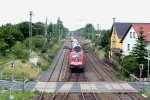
[{"left": 76, "top": 36, "right": 146, "bottom": 100}]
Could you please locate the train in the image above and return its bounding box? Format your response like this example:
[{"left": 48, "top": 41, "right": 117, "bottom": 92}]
[
  {"left": 69, "top": 37, "right": 84, "bottom": 71},
  {"left": 71, "top": 38, "right": 83, "bottom": 52}
]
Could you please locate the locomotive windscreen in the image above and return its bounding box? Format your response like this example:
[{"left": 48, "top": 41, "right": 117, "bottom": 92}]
[{"left": 72, "top": 55, "right": 81, "bottom": 60}]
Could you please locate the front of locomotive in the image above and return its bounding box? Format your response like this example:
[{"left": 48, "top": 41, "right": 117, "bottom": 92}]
[{"left": 69, "top": 52, "right": 84, "bottom": 69}]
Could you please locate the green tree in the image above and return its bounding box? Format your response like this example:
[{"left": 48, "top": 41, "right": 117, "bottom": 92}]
[
  {"left": 121, "top": 55, "right": 139, "bottom": 76},
  {"left": 33, "top": 22, "right": 45, "bottom": 36},
  {"left": 130, "top": 26, "right": 147, "bottom": 63},
  {"left": 32, "top": 35, "right": 44, "bottom": 50},
  {"left": 0, "top": 24, "right": 23, "bottom": 50},
  {"left": 0, "top": 39, "right": 8, "bottom": 56},
  {"left": 99, "top": 30, "right": 110, "bottom": 48},
  {"left": 13, "top": 43, "right": 29, "bottom": 59},
  {"left": 17, "top": 21, "right": 29, "bottom": 38},
  {"left": 84, "top": 24, "right": 95, "bottom": 39}
]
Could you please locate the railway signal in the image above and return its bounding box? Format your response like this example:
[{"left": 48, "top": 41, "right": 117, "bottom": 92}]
[
  {"left": 10, "top": 61, "right": 15, "bottom": 100},
  {"left": 139, "top": 64, "right": 144, "bottom": 81}
]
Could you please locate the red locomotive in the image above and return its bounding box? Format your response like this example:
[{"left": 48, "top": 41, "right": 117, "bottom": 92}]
[
  {"left": 69, "top": 51, "right": 84, "bottom": 69},
  {"left": 69, "top": 37, "right": 84, "bottom": 70}
]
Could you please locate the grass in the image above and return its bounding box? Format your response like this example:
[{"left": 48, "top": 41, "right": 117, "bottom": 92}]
[
  {"left": 3, "top": 60, "right": 42, "bottom": 81},
  {"left": 0, "top": 90, "right": 34, "bottom": 100},
  {"left": 0, "top": 53, "right": 16, "bottom": 71},
  {"left": 0, "top": 40, "right": 64, "bottom": 81},
  {"left": 100, "top": 92, "right": 108, "bottom": 96},
  {"left": 116, "top": 72, "right": 131, "bottom": 81},
  {"left": 141, "top": 90, "right": 150, "bottom": 99},
  {"left": 38, "top": 56, "right": 51, "bottom": 71},
  {"left": 50, "top": 41, "right": 63, "bottom": 54}
]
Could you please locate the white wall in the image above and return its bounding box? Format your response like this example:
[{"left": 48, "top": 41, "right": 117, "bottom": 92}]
[
  {"left": 122, "top": 27, "right": 138, "bottom": 56},
  {"left": 146, "top": 43, "right": 150, "bottom": 51}
]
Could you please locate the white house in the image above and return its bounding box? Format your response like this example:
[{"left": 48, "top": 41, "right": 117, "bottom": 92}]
[{"left": 121, "top": 23, "right": 150, "bottom": 56}]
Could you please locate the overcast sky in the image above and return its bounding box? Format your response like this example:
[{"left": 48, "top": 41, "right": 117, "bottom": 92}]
[{"left": 0, "top": 0, "right": 150, "bottom": 31}]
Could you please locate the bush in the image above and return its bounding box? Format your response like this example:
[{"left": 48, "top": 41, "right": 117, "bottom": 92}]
[
  {"left": 13, "top": 42, "right": 29, "bottom": 60},
  {"left": 14, "top": 48, "right": 29, "bottom": 60},
  {"left": 32, "top": 35, "right": 44, "bottom": 51},
  {"left": 37, "top": 56, "right": 51, "bottom": 71},
  {"left": 121, "top": 55, "right": 139, "bottom": 76}
]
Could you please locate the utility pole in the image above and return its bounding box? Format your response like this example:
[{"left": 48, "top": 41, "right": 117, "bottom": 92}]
[
  {"left": 22, "top": 73, "right": 24, "bottom": 92},
  {"left": 44, "top": 17, "right": 48, "bottom": 47},
  {"left": 113, "top": 18, "right": 116, "bottom": 24},
  {"left": 29, "top": 11, "right": 33, "bottom": 53},
  {"left": 148, "top": 49, "right": 149, "bottom": 81},
  {"left": 91, "top": 26, "right": 93, "bottom": 40},
  {"left": 10, "top": 61, "right": 15, "bottom": 100},
  {"left": 148, "top": 33, "right": 150, "bottom": 81},
  {"left": 97, "top": 24, "right": 99, "bottom": 35}
]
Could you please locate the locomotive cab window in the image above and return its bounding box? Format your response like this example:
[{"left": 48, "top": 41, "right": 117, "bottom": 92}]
[{"left": 72, "top": 55, "right": 81, "bottom": 60}]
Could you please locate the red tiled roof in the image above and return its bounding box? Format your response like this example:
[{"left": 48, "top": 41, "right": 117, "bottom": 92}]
[{"left": 132, "top": 23, "right": 150, "bottom": 42}]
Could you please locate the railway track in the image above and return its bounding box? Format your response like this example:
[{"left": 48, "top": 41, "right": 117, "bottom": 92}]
[
  {"left": 33, "top": 38, "right": 71, "bottom": 100},
  {"left": 34, "top": 36, "right": 145, "bottom": 100},
  {"left": 49, "top": 38, "right": 71, "bottom": 82},
  {"left": 62, "top": 73, "right": 98, "bottom": 100},
  {"left": 77, "top": 37, "right": 143, "bottom": 100}
]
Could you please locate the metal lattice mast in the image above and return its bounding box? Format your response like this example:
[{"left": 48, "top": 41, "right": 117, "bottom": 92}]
[
  {"left": 44, "top": 17, "right": 48, "bottom": 46},
  {"left": 29, "top": 11, "right": 33, "bottom": 52}
]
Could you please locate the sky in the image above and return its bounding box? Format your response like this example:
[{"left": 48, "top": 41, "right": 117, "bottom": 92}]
[{"left": 0, "top": 0, "right": 150, "bottom": 31}]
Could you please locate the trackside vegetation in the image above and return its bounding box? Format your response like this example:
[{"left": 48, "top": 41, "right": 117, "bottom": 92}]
[
  {"left": 0, "top": 90, "right": 34, "bottom": 100},
  {"left": 0, "top": 18, "right": 68, "bottom": 81}
]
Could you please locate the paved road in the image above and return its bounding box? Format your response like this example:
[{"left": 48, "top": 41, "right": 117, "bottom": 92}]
[
  {"left": 0, "top": 80, "right": 37, "bottom": 91},
  {"left": 0, "top": 80, "right": 149, "bottom": 92}
]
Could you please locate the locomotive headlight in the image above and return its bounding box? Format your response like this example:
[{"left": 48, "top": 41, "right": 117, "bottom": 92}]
[
  {"left": 70, "top": 62, "right": 75, "bottom": 64},
  {"left": 78, "top": 62, "right": 82, "bottom": 65}
]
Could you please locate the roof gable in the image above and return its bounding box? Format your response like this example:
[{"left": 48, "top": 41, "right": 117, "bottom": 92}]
[
  {"left": 110, "top": 22, "right": 132, "bottom": 39},
  {"left": 115, "top": 23, "right": 132, "bottom": 38},
  {"left": 132, "top": 23, "right": 150, "bottom": 42}
]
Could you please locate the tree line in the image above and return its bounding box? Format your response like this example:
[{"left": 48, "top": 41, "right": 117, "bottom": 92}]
[
  {"left": 75, "top": 23, "right": 110, "bottom": 56},
  {"left": 0, "top": 18, "right": 69, "bottom": 56}
]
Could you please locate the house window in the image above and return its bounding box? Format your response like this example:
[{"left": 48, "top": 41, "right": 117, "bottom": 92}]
[
  {"left": 127, "top": 44, "right": 130, "bottom": 51},
  {"left": 130, "top": 32, "right": 132, "bottom": 38},
  {"left": 133, "top": 32, "right": 135, "bottom": 38}
]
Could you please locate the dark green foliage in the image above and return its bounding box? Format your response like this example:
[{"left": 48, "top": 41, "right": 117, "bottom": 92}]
[
  {"left": 14, "top": 49, "right": 29, "bottom": 60},
  {"left": 96, "top": 30, "right": 110, "bottom": 55},
  {"left": 0, "top": 24, "right": 23, "bottom": 50},
  {"left": 121, "top": 55, "right": 139, "bottom": 76},
  {"left": 99, "top": 30, "right": 110, "bottom": 48},
  {"left": 75, "top": 24, "right": 110, "bottom": 56},
  {"left": 84, "top": 24, "right": 95, "bottom": 39},
  {"left": 0, "top": 19, "right": 68, "bottom": 59},
  {"left": 32, "top": 22, "right": 45, "bottom": 36},
  {"left": 0, "top": 39, "right": 8, "bottom": 56},
  {"left": 32, "top": 35, "right": 44, "bottom": 51},
  {"left": 17, "top": 21, "right": 29, "bottom": 38},
  {"left": 13, "top": 42, "right": 29, "bottom": 59},
  {"left": 130, "top": 26, "right": 147, "bottom": 63}
]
